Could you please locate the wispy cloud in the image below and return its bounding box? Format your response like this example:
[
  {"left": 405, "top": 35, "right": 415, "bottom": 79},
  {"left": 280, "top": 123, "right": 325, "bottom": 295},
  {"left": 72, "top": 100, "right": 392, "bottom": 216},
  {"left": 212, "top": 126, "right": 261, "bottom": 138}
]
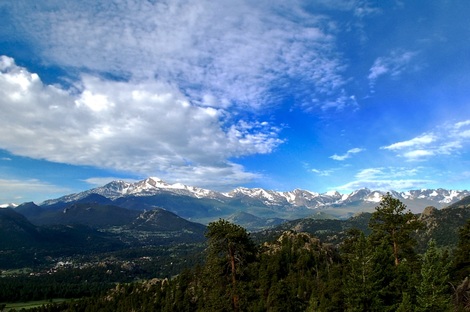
[
  {"left": 382, "top": 134, "right": 435, "bottom": 151},
  {"left": 311, "top": 168, "right": 335, "bottom": 176},
  {"left": 368, "top": 49, "right": 418, "bottom": 92},
  {"left": 381, "top": 121, "right": 470, "bottom": 161},
  {"left": 4, "top": 0, "right": 355, "bottom": 112},
  {"left": 82, "top": 177, "right": 139, "bottom": 187},
  {"left": 0, "top": 178, "right": 71, "bottom": 204},
  {"left": 336, "top": 167, "right": 433, "bottom": 191},
  {"left": 330, "top": 147, "right": 364, "bottom": 161},
  {"left": 0, "top": 0, "right": 376, "bottom": 190}
]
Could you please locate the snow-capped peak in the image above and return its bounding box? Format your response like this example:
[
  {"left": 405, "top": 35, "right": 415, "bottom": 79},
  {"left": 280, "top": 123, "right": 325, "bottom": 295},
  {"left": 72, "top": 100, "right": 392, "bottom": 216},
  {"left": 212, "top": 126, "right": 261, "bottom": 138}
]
[
  {"left": 324, "top": 190, "right": 341, "bottom": 197},
  {"left": 39, "top": 177, "right": 470, "bottom": 214}
]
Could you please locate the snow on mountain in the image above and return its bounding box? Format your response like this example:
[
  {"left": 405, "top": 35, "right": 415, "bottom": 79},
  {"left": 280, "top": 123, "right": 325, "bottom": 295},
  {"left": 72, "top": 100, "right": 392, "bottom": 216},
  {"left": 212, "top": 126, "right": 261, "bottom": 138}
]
[
  {"left": 39, "top": 177, "right": 470, "bottom": 213},
  {"left": 41, "top": 177, "right": 221, "bottom": 206},
  {"left": 0, "top": 203, "right": 18, "bottom": 208},
  {"left": 225, "top": 187, "right": 290, "bottom": 206},
  {"left": 393, "top": 188, "right": 467, "bottom": 204}
]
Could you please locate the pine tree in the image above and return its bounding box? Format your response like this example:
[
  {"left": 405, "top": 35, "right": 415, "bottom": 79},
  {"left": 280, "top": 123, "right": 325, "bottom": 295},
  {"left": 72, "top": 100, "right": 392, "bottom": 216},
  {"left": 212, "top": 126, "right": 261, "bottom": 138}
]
[
  {"left": 369, "top": 193, "right": 422, "bottom": 266},
  {"left": 341, "top": 229, "right": 379, "bottom": 311},
  {"left": 452, "top": 219, "right": 470, "bottom": 311},
  {"left": 203, "top": 219, "right": 257, "bottom": 312},
  {"left": 367, "top": 194, "right": 423, "bottom": 310},
  {"left": 453, "top": 219, "right": 470, "bottom": 282},
  {"left": 416, "top": 239, "right": 451, "bottom": 311}
]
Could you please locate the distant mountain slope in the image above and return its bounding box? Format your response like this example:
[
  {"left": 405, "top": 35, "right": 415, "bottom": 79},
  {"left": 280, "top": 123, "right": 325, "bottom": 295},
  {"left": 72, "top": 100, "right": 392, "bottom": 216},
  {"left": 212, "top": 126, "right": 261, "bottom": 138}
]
[
  {"left": 128, "top": 208, "right": 206, "bottom": 232},
  {"left": 119, "top": 208, "right": 207, "bottom": 245},
  {"left": 417, "top": 195, "right": 470, "bottom": 248},
  {"left": 14, "top": 201, "right": 44, "bottom": 219},
  {"left": 444, "top": 195, "right": 470, "bottom": 209},
  {"left": 255, "top": 196, "right": 470, "bottom": 251},
  {"left": 43, "top": 203, "right": 140, "bottom": 227},
  {"left": 252, "top": 213, "right": 372, "bottom": 245},
  {"left": 30, "top": 177, "right": 470, "bottom": 228},
  {"left": 0, "top": 208, "right": 44, "bottom": 249},
  {"left": 13, "top": 203, "right": 208, "bottom": 244},
  {"left": 226, "top": 211, "right": 286, "bottom": 231},
  {"left": 0, "top": 205, "right": 207, "bottom": 269},
  {"left": 0, "top": 207, "right": 125, "bottom": 250}
]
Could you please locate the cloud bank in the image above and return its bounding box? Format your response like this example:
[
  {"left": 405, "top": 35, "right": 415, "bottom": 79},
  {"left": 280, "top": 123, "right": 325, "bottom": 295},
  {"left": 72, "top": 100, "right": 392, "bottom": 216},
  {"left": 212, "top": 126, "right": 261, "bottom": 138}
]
[
  {"left": 0, "top": 0, "right": 376, "bottom": 190},
  {"left": 0, "top": 56, "right": 283, "bottom": 188},
  {"left": 5, "top": 0, "right": 353, "bottom": 111}
]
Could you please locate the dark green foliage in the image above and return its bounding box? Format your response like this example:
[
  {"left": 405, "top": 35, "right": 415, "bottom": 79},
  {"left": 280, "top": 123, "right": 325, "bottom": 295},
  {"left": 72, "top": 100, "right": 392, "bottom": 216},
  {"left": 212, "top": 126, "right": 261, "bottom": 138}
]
[
  {"left": 0, "top": 265, "right": 131, "bottom": 302},
  {"left": 369, "top": 193, "right": 423, "bottom": 266},
  {"left": 254, "top": 231, "right": 342, "bottom": 311},
  {"left": 253, "top": 212, "right": 372, "bottom": 245},
  {"left": 24, "top": 226, "right": 345, "bottom": 311},
  {"left": 418, "top": 205, "right": 470, "bottom": 251},
  {"left": 453, "top": 219, "right": 470, "bottom": 282},
  {"left": 23, "top": 203, "right": 139, "bottom": 227},
  {"left": 341, "top": 229, "right": 380, "bottom": 311},
  {"left": 6, "top": 203, "right": 470, "bottom": 311},
  {"left": 0, "top": 206, "right": 207, "bottom": 270},
  {"left": 451, "top": 220, "right": 470, "bottom": 311},
  {"left": 366, "top": 194, "right": 424, "bottom": 310},
  {"left": 416, "top": 239, "right": 451, "bottom": 311},
  {"left": 202, "top": 219, "right": 257, "bottom": 311}
]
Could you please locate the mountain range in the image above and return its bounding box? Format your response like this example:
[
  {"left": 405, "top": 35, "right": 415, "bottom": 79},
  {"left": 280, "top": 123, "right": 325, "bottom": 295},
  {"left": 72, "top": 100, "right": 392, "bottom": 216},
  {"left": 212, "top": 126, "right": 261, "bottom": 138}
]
[
  {"left": 26, "top": 177, "right": 470, "bottom": 227},
  {"left": 2, "top": 177, "right": 470, "bottom": 271}
]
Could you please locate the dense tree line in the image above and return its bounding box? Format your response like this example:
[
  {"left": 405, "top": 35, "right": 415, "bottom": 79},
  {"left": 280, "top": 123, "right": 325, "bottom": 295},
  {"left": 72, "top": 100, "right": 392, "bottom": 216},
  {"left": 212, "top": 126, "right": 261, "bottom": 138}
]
[
  {"left": 0, "top": 244, "right": 205, "bottom": 303},
  {"left": 8, "top": 194, "right": 470, "bottom": 311}
]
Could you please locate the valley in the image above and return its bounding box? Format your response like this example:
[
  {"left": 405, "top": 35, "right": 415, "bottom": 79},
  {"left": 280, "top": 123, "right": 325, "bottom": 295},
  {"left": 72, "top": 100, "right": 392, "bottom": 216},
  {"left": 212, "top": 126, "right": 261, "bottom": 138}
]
[{"left": 2, "top": 179, "right": 470, "bottom": 310}]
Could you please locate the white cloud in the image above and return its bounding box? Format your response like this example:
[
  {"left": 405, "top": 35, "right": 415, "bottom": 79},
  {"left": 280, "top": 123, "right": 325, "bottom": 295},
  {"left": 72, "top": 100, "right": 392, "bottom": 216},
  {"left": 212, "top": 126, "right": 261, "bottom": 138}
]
[
  {"left": 0, "top": 0, "right": 378, "bottom": 189},
  {"left": 355, "top": 167, "right": 420, "bottom": 180},
  {"left": 4, "top": 0, "right": 355, "bottom": 111},
  {"left": 336, "top": 166, "right": 433, "bottom": 191},
  {"left": 330, "top": 147, "right": 364, "bottom": 161},
  {"left": 381, "top": 120, "right": 470, "bottom": 161},
  {"left": 0, "top": 57, "right": 282, "bottom": 189},
  {"left": 0, "top": 178, "right": 71, "bottom": 204},
  {"left": 403, "top": 150, "right": 434, "bottom": 160},
  {"left": 83, "top": 177, "right": 139, "bottom": 187},
  {"left": 311, "top": 168, "right": 334, "bottom": 176},
  {"left": 454, "top": 120, "right": 470, "bottom": 129},
  {"left": 382, "top": 134, "right": 435, "bottom": 150},
  {"left": 337, "top": 179, "right": 433, "bottom": 192},
  {"left": 355, "top": 167, "right": 384, "bottom": 180},
  {"left": 368, "top": 49, "right": 418, "bottom": 92}
]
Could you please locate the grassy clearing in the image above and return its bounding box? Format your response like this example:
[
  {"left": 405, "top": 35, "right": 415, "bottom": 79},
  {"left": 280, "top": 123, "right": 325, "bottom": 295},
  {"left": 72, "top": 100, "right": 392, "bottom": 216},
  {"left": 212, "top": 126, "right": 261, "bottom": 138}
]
[
  {"left": 3, "top": 298, "right": 68, "bottom": 311},
  {"left": 1, "top": 268, "right": 33, "bottom": 276}
]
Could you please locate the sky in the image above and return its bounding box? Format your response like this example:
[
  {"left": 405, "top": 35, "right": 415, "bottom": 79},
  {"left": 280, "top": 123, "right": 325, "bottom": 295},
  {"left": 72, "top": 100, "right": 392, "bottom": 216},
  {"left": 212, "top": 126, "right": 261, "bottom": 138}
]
[{"left": 1, "top": 0, "right": 470, "bottom": 204}]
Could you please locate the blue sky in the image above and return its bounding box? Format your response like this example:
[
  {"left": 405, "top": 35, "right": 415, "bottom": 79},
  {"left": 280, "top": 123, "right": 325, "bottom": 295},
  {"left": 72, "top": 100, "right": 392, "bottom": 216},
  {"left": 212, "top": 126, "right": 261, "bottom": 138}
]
[{"left": 1, "top": 0, "right": 470, "bottom": 204}]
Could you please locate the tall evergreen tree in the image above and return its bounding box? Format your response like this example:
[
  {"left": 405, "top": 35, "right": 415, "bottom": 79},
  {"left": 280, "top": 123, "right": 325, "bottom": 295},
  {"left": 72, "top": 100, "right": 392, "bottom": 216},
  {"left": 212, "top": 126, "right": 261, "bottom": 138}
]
[
  {"left": 341, "top": 229, "right": 379, "bottom": 311},
  {"left": 369, "top": 193, "right": 422, "bottom": 266},
  {"left": 367, "top": 194, "right": 423, "bottom": 310},
  {"left": 453, "top": 219, "right": 470, "bottom": 282},
  {"left": 452, "top": 219, "right": 470, "bottom": 311},
  {"left": 203, "top": 219, "right": 257, "bottom": 311},
  {"left": 416, "top": 239, "right": 451, "bottom": 312}
]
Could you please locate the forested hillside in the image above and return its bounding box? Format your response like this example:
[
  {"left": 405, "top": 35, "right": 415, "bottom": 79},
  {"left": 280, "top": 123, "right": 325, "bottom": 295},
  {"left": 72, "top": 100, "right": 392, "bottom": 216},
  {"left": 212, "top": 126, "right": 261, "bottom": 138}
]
[{"left": 19, "top": 194, "right": 470, "bottom": 312}]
